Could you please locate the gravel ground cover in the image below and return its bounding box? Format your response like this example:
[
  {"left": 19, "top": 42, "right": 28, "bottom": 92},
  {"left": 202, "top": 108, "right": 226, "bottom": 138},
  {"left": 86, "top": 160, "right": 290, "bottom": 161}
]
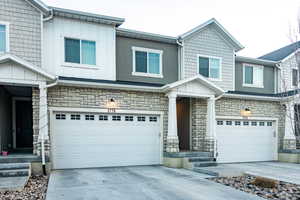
[
  {"left": 209, "top": 175, "right": 300, "bottom": 200},
  {"left": 0, "top": 176, "right": 49, "bottom": 200}
]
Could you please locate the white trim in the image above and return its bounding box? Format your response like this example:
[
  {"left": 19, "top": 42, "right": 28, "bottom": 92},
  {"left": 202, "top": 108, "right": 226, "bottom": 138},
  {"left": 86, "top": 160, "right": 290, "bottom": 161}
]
[
  {"left": 0, "top": 54, "right": 56, "bottom": 80},
  {"left": 232, "top": 51, "right": 235, "bottom": 91},
  {"left": 242, "top": 63, "right": 264, "bottom": 88},
  {"left": 0, "top": 21, "right": 10, "bottom": 53},
  {"left": 49, "top": 107, "right": 165, "bottom": 167},
  {"left": 216, "top": 115, "right": 279, "bottom": 161},
  {"left": 132, "top": 46, "right": 163, "bottom": 78},
  {"left": 197, "top": 54, "right": 222, "bottom": 81},
  {"left": 12, "top": 97, "right": 32, "bottom": 149},
  {"left": 291, "top": 68, "right": 299, "bottom": 88},
  {"left": 223, "top": 93, "right": 281, "bottom": 101}
]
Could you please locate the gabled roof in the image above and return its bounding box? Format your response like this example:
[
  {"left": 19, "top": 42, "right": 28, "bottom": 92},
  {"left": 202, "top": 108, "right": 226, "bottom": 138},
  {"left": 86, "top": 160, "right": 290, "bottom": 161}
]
[
  {"left": 178, "top": 18, "right": 244, "bottom": 52},
  {"left": 0, "top": 54, "right": 56, "bottom": 80},
  {"left": 162, "top": 75, "right": 225, "bottom": 96},
  {"left": 259, "top": 41, "right": 300, "bottom": 61},
  {"left": 25, "top": 0, "right": 51, "bottom": 15},
  {"left": 50, "top": 7, "right": 125, "bottom": 27}
]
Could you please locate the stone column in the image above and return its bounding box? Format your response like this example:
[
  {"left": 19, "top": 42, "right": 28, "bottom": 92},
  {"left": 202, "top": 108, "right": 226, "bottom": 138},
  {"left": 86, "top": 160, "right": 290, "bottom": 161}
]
[
  {"left": 284, "top": 102, "right": 297, "bottom": 149},
  {"left": 206, "top": 97, "right": 217, "bottom": 156},
  {"left": 166, "top": 92, "right": 179, "bottom": 153}
]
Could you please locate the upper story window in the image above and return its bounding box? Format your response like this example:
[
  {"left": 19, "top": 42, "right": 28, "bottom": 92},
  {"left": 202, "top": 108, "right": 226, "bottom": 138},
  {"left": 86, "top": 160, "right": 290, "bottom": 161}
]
[
  {"left": 198, "top": 55, "right": 222, "bottom": 80},
  {"left": 132, "top": 47, "right": 163, "bottom": 78},
  {"left": 65, "top": 38, "right": 96, "bottom": 65},
  {"left": 292, "top": 69, "right": 299, "bottom": 87},
  {"left": 0, "top": 23, "right": 9, "bottom": 53},
  {"left": 243, "top": 64, "right": 264, "bottom": 88}
]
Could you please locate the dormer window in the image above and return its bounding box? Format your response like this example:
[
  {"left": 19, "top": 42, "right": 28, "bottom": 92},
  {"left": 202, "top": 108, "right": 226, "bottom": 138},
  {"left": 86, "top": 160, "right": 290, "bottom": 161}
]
[
  {"left": 0, "top": 23, "right": 9, "bottom": 53},
  {"left": 64, "top": 38, "right": 96, "bottom": 65},
  {"left": 198, "top": 55, "right": 221, "bottom": 80},
  {"left": 243, "top": 64, "right": 264, "bottom": 88},
  {"left": 132, "top": 47, "right": 163, "bottom": 78}
]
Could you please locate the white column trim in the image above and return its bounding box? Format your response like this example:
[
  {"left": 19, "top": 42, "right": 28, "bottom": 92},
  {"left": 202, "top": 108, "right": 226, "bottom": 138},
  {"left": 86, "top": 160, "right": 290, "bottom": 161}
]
[
  {"left": 284, "top": 101, "right": 296, "bottom": 140},
  {"left": 38, "top": 82, "right": 49, "bottom": 141},
  {"left": 167, "top": 91, "right": 178, "bottom": 139}
]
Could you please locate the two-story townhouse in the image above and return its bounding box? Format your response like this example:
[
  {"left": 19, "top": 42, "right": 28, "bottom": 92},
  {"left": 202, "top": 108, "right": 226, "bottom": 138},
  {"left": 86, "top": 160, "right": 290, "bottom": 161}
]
[{"left": 0, "top": 0, "right": 296, "bottom": 174}]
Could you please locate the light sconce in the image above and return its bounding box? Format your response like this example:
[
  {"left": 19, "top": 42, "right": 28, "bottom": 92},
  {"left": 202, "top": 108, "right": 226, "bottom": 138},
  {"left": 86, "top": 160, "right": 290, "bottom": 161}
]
[
  {"left": 106, "top": 98, "right": 118, "bottom": 113},
  {"left": 241, "top": 108, "right": 251, "bottom": 117}
]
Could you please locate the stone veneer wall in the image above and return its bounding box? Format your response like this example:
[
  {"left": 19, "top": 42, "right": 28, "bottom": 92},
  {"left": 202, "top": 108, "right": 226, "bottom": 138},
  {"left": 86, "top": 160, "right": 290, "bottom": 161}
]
[
  {"left": 43, "top": 86, "right": 169, "bottom": 156},
  {"left": 191, "top": 97, "right": 286, "bottom": 151}
]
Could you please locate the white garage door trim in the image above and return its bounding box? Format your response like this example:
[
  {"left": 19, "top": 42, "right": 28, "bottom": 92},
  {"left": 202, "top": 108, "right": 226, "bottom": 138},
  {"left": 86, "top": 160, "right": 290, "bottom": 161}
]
[
  {"left": 216, "top": 116, "right": 278, "bottom": 163},
  {"left": 49, "top": 107, "right": 164, "bottom": 169}
]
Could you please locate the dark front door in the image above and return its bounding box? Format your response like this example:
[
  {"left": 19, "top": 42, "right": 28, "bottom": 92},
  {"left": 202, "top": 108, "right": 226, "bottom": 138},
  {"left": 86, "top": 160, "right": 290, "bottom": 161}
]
[
  {"left": 16, "top": 100, "right": 33, "bottom": 149},
  {"left": 177, "top": 98, "right": 190, "bottom": 151}
]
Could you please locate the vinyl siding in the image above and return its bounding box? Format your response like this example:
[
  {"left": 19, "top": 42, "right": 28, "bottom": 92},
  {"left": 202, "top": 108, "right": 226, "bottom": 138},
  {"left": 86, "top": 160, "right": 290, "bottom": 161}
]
[
  {"left": 0, "top": 0, "right": 42, "bottom": 67},
  {"left": 279, "top": 54, "right": 297, "bottom": 92},
  {"left": 183, "top": 24, "right": 235, "bottom": 91}
]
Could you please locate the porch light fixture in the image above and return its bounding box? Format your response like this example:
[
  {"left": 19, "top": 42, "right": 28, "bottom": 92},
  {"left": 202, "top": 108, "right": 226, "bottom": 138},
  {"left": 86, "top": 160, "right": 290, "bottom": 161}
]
[
  {"left": 107, "top": 98, "right": 117, "bottom": 113},
  {"left": 241, "top": 108, "right": 252, "bottom": 117}
]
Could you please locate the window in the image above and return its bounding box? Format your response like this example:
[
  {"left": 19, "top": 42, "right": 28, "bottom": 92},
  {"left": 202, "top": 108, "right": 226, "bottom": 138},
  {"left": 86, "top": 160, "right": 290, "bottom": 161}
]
[
  {"left": 243, "top": 121, "right": 249, "bottom": 126},
  {"left": 132, "top": 47, "right": 163, "bottom": 78},
  {"left": 56, "top": 114, "right": 66, "bottom": 120},
  {"left": 99, "top": 115, "right": 108, "bottom": 121},
  {"left": 65, "top": 38, "right": 96, "bottom": 65},
  {"left": 112, "top": 116, "right": 121, "bottom": 121},
  {"left": 71, "top": 114, "right": 80, "bottom": 120},
  {"left": 217, "top": 120, "right": 223, "bottom": 125},
  {"left": 243, "top": 64, "right": 264, "bottom": 87},
  {"left": 138, "top": 116, "right": 146, "bottom": 122},
  {"left": 85, "top": 115, "right": 95, "bottom": 120},
  {"left": 292, "top": 69, "right": 298, "bottom": 87},
  {"left": 251, "top": 121, "right": 257, "bottom": 126},
  {"left": 0, "top": 23, "right": 8, "bottom": 52},
  {"left": 149, "top": 117, "right": 158, "bottom": 122},
  {"left": 226, "top": 121, "right": 232, "bottom": 126},
  {"left": 198, "top": 55, "right": 221, "bottom": 79},
  {"left": 267, "top": 122, "right": 273, "bottom": 126},
  {"left": 125, "top": 116, "right": 134, "bottom": 121},
  {"left": 235, "top": 121, "right": 241, "bottom": 126},
  {"left": 259, "top": 122, "right": 265, "bottom": 126}
]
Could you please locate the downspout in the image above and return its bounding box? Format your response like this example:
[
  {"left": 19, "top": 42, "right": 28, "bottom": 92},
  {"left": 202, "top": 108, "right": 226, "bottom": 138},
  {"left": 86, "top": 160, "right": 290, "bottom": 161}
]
[
  {"left": 43, "top": 9, "right": 54, "bottom": 22},
  {"left": 176, "top": 38, "right": 183, "bottom": 80},
  {"left": 40, "top": 78, "right": 58, "bottom": 175}
]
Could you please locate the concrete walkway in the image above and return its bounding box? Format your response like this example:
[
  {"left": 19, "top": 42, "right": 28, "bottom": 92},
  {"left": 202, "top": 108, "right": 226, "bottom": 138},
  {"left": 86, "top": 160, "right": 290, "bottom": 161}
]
[
  {"left": 200, "top": 162, "right": 300, "bottom": 184},
  {"left": 46, "top": 166, "right": 263, "bottom": 200}
]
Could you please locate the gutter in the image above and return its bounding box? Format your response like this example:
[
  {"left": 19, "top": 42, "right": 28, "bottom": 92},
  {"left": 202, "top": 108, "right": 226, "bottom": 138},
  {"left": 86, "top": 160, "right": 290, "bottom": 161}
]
[
  {"left": 223, "top": 93, "right": 282, "bottom": 101},
  {"left": 43, "top": 9, "right": 54, "bottom": 22}
]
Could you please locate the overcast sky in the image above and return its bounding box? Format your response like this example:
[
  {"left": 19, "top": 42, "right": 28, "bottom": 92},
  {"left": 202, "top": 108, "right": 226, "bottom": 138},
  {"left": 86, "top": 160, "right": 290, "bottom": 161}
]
[{"left": 43, "top": 0, "right": 300, "bottom": 57}]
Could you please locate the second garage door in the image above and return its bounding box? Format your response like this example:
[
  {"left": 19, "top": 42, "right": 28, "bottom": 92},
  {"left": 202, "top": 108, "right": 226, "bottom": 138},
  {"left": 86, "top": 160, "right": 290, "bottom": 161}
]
[
  {"left": 51, "top": 112, "right": 162, "bottom": 169},
  {"left": 216, "top": 119, "right": 277, "bottom": 163}
]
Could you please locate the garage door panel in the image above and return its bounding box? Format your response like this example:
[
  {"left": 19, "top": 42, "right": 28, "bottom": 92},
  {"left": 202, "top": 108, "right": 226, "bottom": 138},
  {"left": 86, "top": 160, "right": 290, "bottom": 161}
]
[
  {"left": 217, "top": 119, "right": 276, "bottom": 163},
  {"left": 51, "top": 112, "right": 161, "bottom": 169}
]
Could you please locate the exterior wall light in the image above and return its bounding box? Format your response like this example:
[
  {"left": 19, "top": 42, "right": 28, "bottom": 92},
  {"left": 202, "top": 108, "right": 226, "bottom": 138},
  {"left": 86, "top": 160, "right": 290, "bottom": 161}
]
[
  {"left": 107, "top": 98, "right": 118, "bottom": 113},
  {"left": 241, "top": 108, "right": 251, "bottom": 117}
]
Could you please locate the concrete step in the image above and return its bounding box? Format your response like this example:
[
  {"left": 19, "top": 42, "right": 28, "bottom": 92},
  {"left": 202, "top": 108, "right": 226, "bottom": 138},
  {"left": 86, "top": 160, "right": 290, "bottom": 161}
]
[
  {"left": 0, "top": 163, "right": 30, "bottom": 170},
  {"left": 0, "top": 169, "right": 29, "bottom": 177},
  {"left": 164, "top": 152, "right": 213, "bottom": 158},
  {"left": 0, "top": 176, "right": 29, "bottom": 191},
  {"left": 0, "top": 155, "right": 40, "bottom": 164},
  {"left": 193, "top": 167, "right": 219, "bottom": 177},
  {"left": 193, "top": 161, "right": 218, "bottom": 167},
  {"left": 188, "top": 157, "right": 215, "bottom": 162}
]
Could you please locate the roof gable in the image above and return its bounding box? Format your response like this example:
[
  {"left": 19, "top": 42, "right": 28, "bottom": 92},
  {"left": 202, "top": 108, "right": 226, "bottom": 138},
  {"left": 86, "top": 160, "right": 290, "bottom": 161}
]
[
  {"left": 259, "top": 41, "right": 300, "bottom": 61},
  {"left": 179, "top": 18, "right": 244, "bottom": 52}
]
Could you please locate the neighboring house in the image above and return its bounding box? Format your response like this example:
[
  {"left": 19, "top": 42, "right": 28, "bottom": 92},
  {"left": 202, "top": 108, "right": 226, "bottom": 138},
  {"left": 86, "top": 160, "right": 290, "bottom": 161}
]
[{"left": 0, "top": 0, "right": 297, "bottom": 172}]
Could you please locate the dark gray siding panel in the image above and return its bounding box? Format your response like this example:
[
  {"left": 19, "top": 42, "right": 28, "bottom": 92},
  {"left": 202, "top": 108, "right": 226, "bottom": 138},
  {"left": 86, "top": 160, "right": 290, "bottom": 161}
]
[
  {"left": 116, "top": 36, "right": 178, "bottom": 84},
  {"left": 235, "top": 62, "right": 275, "bottom": 94}
]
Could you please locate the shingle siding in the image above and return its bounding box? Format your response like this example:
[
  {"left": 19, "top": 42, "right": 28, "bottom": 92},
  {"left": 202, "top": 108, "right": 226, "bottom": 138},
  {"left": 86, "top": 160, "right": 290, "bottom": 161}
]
[
  {"left": 183, "top": 25, "right": 234, "bottom": 91},
  {"left": 279, "top": 54, "right": 297, "bottom": 92},
  {"left": 0, "top": 0, "right": 42, "bottom": 67}
]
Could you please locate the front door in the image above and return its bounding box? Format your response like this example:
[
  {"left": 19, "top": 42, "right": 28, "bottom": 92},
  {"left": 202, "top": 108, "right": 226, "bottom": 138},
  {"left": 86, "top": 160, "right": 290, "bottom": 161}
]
[
  {"left": 15, "top": 100, "right": 33, "bottom": 150},
  {"left": 177, "top": 98, "right": 190, "bottom": 151}
]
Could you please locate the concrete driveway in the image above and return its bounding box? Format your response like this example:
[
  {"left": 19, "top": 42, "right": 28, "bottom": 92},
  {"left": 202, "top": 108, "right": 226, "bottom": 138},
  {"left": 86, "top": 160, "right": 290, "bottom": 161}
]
[
  {"left": 200, "top": 162, "right": 300, "bottom": 184},
  {"left": 46, "top": 166, "right": 263, "bottom": 200}
]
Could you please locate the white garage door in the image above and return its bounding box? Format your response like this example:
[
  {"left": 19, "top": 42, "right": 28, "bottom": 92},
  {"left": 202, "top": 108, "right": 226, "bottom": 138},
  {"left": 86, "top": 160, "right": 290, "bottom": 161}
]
[
  {"left": 216, "top": 119, "right": 277, "bottom": 163},
  {"left": 51, "top": 112, "right": 161, "bottom": 169}
]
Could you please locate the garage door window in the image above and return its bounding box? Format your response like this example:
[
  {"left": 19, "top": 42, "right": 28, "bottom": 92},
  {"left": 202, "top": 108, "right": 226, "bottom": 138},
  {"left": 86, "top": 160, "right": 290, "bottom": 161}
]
[
  {"left": 243, "top": 121, "right": 249, "bottom": 126},
  {"left": 217, "top": 120, "right": 223, "bottom": 125},
  {"left": 267, "top": 122, "right": 273, "bottom": 126},
  {"left": 99, "top": 115, "right": 108, "bottom": 121},
  {"left": 226, "top": 121, "right": 232, "bottom": 125},
  {"left": 235, "top": 121, "right": 241, "bottom": 126},
  {"left": 138, "top": 116, "right": 146, "bottom": 122},
  {"left": 56, "top": 114, "right": 66, "bottom": 120},
  {"left": 259, "top": 122, "right": 265, "bottom": 126},
  {"left": 85, "top": 115, "right": 95, "bottom": 120},
  {"left": 112, "top": 116, "right": 121, "bottom": 121},
  {"left": 125, "top": 116, "right": 134, "bottom": 121},
  {"left": 149, "top": 117, "right": 158, "bottom": 122},
  {"left": 251, "top": 121, "right": 257, "bottom": 126},
  {"left": 71, "top": 114, "right": 80, "bottom": 120}
]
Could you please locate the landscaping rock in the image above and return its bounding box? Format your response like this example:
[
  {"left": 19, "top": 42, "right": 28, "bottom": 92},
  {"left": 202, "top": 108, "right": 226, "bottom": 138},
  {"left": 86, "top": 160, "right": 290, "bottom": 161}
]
[
  {"left": 0, "top": 176, "right": 48, "bottom": 200},
  {"left": 209, "top": 175, "right": 300, "bottom": 200}
]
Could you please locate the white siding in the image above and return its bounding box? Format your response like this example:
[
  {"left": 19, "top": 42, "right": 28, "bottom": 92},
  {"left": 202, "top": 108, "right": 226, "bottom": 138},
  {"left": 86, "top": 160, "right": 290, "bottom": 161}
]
[
  {"left": 279, "top": 54, "right": 298, "bottom": 92},
  {"left": 43, "top": 17, "right": 116, "bottom": 81},
  {"left": 183, "top": 25, "right": 235, "bottom": 91}
]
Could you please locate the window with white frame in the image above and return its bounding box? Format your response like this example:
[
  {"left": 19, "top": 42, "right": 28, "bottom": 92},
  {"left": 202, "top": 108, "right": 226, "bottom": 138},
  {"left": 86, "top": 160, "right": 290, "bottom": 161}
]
[
  {"left": 198, "top": 55, "right": 221, "bottom": 79},
  {"left": 243, "top": 64, "right": 264, "bottom": 87},
  {"left": 132, "top": 47, "right": 163, "bottom": 77},
  {"left": 0, "top": 23, "right": 8, "bottom": 52},
  {"left": 292, "top": 69, "right": 298, "bottom": 87},
  {"left": 64, "top": 38, "right": 96, "bottom": 65}
]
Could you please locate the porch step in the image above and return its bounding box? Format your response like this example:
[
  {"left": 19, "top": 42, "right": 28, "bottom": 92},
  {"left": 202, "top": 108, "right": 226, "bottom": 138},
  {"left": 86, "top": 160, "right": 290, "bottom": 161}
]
[
  {"left": 0, "top": 155, "right": 40, "bottom": 163},
  {"left": 193, "top": 167, "right": 219, "bottom": 177},
  {"left": 188, "top": 157, "right": 215, "bottom": 162},
  {"left": 0, "top": 169, "right": 29, "bottom": 177},
  {"left": 164, "top": 151, "right": 213, "bottom": 158},
  {"left": 193, "top": 161, "right": 218, "bottom": 167},
  {"left": 0, "top": 163, "right": 30, "bottom": 170}
]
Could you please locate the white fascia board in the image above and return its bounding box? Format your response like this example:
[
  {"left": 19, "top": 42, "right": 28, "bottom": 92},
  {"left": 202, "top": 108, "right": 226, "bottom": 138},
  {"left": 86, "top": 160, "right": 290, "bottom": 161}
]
[{"left": 223, "top": 93, "right": 281, "bottom": 102}]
